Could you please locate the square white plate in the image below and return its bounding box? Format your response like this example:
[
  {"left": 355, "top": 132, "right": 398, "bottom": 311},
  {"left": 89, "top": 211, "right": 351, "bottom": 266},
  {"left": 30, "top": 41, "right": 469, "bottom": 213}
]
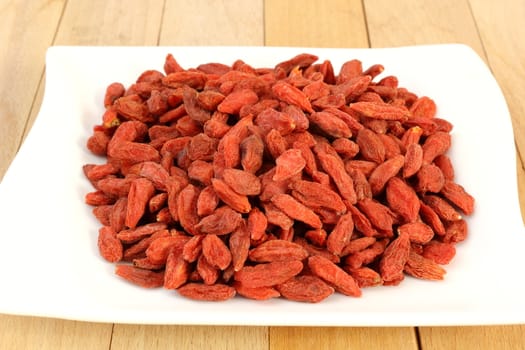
[{"left": 0, "top": 45, "right": 524, "bottom": 326}]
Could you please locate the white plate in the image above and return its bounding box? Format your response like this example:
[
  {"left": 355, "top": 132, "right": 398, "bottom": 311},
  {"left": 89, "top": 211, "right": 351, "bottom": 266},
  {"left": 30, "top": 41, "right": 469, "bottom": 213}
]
[{"left": 0, "top": 45, "right": 523, "bottom": 326}]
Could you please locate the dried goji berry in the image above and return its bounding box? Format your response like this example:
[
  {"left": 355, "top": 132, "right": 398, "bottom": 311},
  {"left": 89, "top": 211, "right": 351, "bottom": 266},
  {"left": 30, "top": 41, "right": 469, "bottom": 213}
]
[
  {"left": 162, "top": 71, "right": 207, "bottom": 90},
  {"left": 379, "top": 232, "right": 410, "bottom": 283},
  {"left": 345, "top": 267, "right": 382, "bottom": 287},
  {"left": 146, "top": 235, "right": 190, "bottom": 265},
  {"left": 349, "top": 101, "right": 410, "bottom": 121},
  {"left": 423, "top": 195, "right": 462, "bottom": 221},
  {"left": 385, "top": 176, "right": 420, "bottom": 223},
  {"left": 422, "top": 240, "right": 456, "bottom": 264},
  {"left": 397, "top": 222, "right": 434, "bottom": 244},
  {"left": 357, "top": 198, "right": 395, "bottom": 233},
  {"left": 233, "top": 282, "right": 281, "bottom": 300},
  {"left": 308, "top": 111, "right": 352, "bottom": 138},
  {"left": 442, "top": 219, "right": 468, "bottom": 243},
  {"left": 229, "top": 221, "right": 251, "bottom": 272},
  {"left": 440, "top": 181, "right": 475, "bottom": 215},
  {"left": 326, "top": 213, "right": 354, "bottom": 256},
  {"left": 409, "top": 96, "right": 437, "bottom": 119},
  {"left": 240, "top": 133, "right": 264, "bottom": 174},
  {"left": 98, "top": 226, "right": 123, "bottom": 263},
  {"left": 110, "top": 197, "right": 128, "bottom": 233},
  {"left": 125, "top": 178, "right": 155, "bottom": 229},
  {"left": 247, "top": 207, "right": 268, "bottom": 241},
  {"left": 265, "top": 129, "right": 288, "bottom": 159},
  {"left": 115, "top": 265, "right": 164, "bottom": 288},
  {"left": 123, "top": 229, "right": 170, "bottom": 261},
  {"left": 104, "top": 82, "right": 126, "bottom": 107},
  {"left": 308, "top": 255, "right": 361, "bottom": 297},
  {"left": 315, "top": 151, "right": 357, "bottom": 203},
  {"left": 211, "top": 178, "right": 251, "bottom": 214},
  {"left": 277, "top": 275, "right": 334, "bottom": 303},
  {"left": 164, "top": 248, "right": 190, "bottom": 289},
  {"left": 404, "top": 250, "right": 446, "bottom": 280},
  {"left": 194, "top": 206, "right": 242, "bottom": 235},
  {"left": 177, "top": 184, "right": 201, "bottom": 235},
  {"left": 182, "top": 235, "right": 204, "bottom": 263},
  {"left": 218, "top": 88, "right": 259, "bottom": 115},
  {"left": 262, "top": 202, "right": 294, "bottom": 230},
  {"left": 340, "top": 236, "right": 376, "bottom": 256},
  {"left": 177, "top": 283, "right": 236, "bottom": 301},
  {"left": 196, "top": 185, "right": 219, "bottom": 217},
  {"left": 421, "top": 131, "right": 451, "bottom": 165},
  {"left": 234, "top": 260, "right": 303, "bottom": 288},
  {"left": 403, "top": 143, "right": 423, "bottom": 178},
  {"left": 368, "top": 155, "right": 404, "bottom": 196},
  {"left": 356, "top": 128, "right": 385, "bottom": 164},
  {"left": 273, "top": 148, "right": 306, "bottom": 182},
  {"left": 117, "top": 222, "right": 168, "bottom": 243},
  {"left": 416, "top": 164, "right": 445, "bottom": 193},
  {"left": 271, "top": 194, "right": 322, "bottom": 229},
  {"left": 289, "top": 180, "right": 347, "bottom": 214},
  {"left": 272, "top": 81, "right": 313, "bottom": 113},
  {"left": 337, "top": 59, "right": 362, "bottom": 84},
  {"left": 202, "top": 234, "right": 232, "bottom": 270},
  {"left": 248, "top": 239, "right": 308, "bottom": 263},
  {"left": 254, "top": 107, "right": 296, "bottom": 135},
  {"left": 222, "top": 168, "right": 262, "bottom": 196}
]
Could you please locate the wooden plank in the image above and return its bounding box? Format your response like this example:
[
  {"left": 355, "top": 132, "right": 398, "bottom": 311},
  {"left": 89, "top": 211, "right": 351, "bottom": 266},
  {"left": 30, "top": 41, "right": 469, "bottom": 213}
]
[
  {"left": 0, "top": 0, "right": 65, "bottom": 179},
  {"left": 364, "top": 0, "right": 485, "bottom": 57},
  {"left": 54, "top": 0, "right": 164, "bottom": 45},
  {"left": 111, "top": 325, "right": 268, "bottom": 350},
  {"left": 418, "top": 326, "right": 525, "bottom": 350},
  {"left": 264, "top": 0, "right": 368, "bottom": 48},
  {"left": 0, "top": 315, "right": 112, "bottom": 350},
  {"left": 469, "top": 0, "right": 525, "bottom": 223},
  {"left": 264, "top": 1, "right": 417, "bottom": 349},
  {"left": 159, "top": 0, "right": 264, "bottom": 45},
  {"left": 469, "top": 0, "right": 525, "bottom": 154},
  {"left": 269, "top": 327, "right": 419, "bottom": 350}
]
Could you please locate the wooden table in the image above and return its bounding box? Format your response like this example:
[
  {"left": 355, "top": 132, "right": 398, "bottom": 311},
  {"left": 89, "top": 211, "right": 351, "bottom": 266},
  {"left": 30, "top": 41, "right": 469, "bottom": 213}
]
[{"left": 1, "top": 0, "right": 524, "bottom": 348}]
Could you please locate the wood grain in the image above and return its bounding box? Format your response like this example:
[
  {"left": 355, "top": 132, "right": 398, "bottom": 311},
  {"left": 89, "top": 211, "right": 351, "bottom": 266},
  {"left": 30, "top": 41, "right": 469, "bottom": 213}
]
[
  {"left": 364, "top": 0, "right": 485, "bottom": 57},
  {"left": 419, "top": 326, "right": 525, "bottom": 350},
  {"left": 111, "top": 325, "right": 268, "bottom": 350},
  {"left": 0, "top": 315, "right": 112, "bottom": 350},
  {"left": 0, "top": 0, "right": 65, "bottom": 179},
  {"left": 270, "top": 327, "right": 419, "bottom": 350},
  {"left": 264, "top": 0, "right": 369, "bottom": 48},
  {"left": 160, "top": 0, "right": 264, "bottom": 45},
  {"left": 54, "top": 0, "right": 164, "bottom": 45}
]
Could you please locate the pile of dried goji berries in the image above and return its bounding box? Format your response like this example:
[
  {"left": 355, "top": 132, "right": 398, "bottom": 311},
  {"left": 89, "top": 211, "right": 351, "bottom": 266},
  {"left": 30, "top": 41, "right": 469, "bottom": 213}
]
[{"left": 84, "top": 53, "right": 475, "bottom": 302}]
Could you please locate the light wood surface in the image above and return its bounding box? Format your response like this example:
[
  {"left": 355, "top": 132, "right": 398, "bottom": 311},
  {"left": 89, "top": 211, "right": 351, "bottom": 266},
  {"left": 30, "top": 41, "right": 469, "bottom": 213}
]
[
  {"left": 264, "top": 0, "right": 369, "bottom": 48},
  {"left": 0, "top": 0, "right": 524, "bottom": 349}
]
